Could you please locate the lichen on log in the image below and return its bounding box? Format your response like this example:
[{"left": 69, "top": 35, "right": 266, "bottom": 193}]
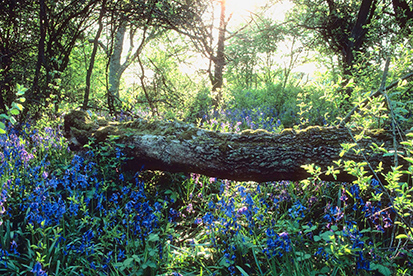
[{"left": 63, "top": 110, "right": 406, "bottom": 182}]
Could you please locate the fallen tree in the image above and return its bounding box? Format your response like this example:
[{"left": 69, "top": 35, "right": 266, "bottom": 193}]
[{"left": 63, "top": 110, "right": 409, "bottom": 182}]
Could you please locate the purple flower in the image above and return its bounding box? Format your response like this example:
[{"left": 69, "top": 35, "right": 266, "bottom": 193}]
[
  {"left": 237, "top": 206, "right": 247, "bottom": 215},
  {"left": 31, "top": 262, "right": 47, "bottom": 276},
  {"left": 42, "top": 171, "right": 48, "bottom": 179},
  {"left": 186, "top": 203, "right": 193, "bottom": 213}
]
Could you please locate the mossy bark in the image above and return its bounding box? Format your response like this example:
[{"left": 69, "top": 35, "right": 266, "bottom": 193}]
[{"left": 64, "top": 110, "right": 406, "bottom": 182}]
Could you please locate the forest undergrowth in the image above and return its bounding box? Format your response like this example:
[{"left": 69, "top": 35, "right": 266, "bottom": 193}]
[
  {"left": 1, "top": 94, "right": 412, "bottom": 276},
  {"left": 2, "top": 0, "right": 413, "bottom": 275}
]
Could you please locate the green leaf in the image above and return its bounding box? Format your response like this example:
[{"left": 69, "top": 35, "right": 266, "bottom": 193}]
[
  {"left": 370, "top": 263, "right": 392, "bottom": 276},
  {"left": 320, "top": 231, "right": 334, "bottom": 242},
  {"left": 10, "top": 109, "right": 19, "bottom": 115},
  {"left": 236, "top": 266, "right": 250, "bottom": 276},
  {"left": 123, "top": 257, "right": 135, "bottom": 267},
  {"left": 395, "top": 234, "right": 408, "bottom": 239},
  {"left": 319, "top": 266, "right": 330, "bottom": 273},
  {"left": 147, "top": 233, "right": 160, "bottom": 242},
  {"left": 15, "top": 103, "right": 24, "bottom": 111},
  {"left": 0, "top": 128, "right": 6, "bottom": 135},
  {"left": 132, "top": 254, "right": 141, "bottom": 262},
  {"left": 219, "top": 257, "right": 230, "bottom": 268},
  {"left": 16, "top": 90, "right": 26, "bottom": 96},
  {"left": 403, "top": 157, "right": 413, "bottom": 164},
  {"left": 142, "top": 260, "right": 157, "bottom": 269}
]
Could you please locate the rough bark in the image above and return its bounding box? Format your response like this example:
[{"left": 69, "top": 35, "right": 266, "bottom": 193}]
[
  {"left": 108, "top": 23, "right": 126, "bottom": 102},
  {"left": 64, "top": 110, "right": 409, "bottom": 183},
  {"left": 212, "top": 0, "right": 226, "bottom": 95}
]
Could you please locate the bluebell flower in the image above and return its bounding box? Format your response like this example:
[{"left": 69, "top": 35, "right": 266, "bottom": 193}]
[
  {"left": 288, "top": 200, "right": 307, "bottom": 221},
  {"left": 264, "top": 229, "right": 291, "bottom": 258},
  {"left": 0, "top": 245, "right": 9, "bottom": 268},
  {"left": 202, "top": 212, "right": 214, "bottom": 225},
  {"left": 118, "top": 249, "right": 125, "bottom": 261},
  {"left": 31, "top": 262, "right": 47, "bottom": 276},
  {"left": 168, "top": 208, "right": 179, "bottom": 222}
]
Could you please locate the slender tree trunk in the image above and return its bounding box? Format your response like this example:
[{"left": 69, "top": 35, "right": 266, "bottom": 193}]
[
  {"left": 31, "top": 0, "right": 48, "bottom": 100},
  {"left": 107, "top": 23, "right": 126, "bottom": 111},
  {"left": 83, "top": 0, "right": 106, "bottom": 109},
  {"left": 212, "top": 0, "right": 226, "bottom": 108},
  {"left": 343, "top": 0, "right": 376, "bottom": 74},
  {"left": 106, "top": 7, "right": 155, "bottom": 112}
]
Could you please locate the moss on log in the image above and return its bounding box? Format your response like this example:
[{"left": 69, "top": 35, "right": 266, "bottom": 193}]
[{"left": 63, "top": 110, "right": 407, "bottom": 182}]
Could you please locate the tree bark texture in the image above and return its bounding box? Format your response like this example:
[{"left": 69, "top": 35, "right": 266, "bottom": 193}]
[
  {"left": 64, "top": 110, "right": 408, "bottom": 183},
  {"left": 108, "top": 23, "right": 126, "bottom": 101}
]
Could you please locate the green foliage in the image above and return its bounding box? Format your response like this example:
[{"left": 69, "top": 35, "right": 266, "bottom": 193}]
[
  {"left": 0, "top": 84, "right": 26, "bottom": 134},
  {"left": 60, "top": 40, "right": 107, "bottom": 109},
  {"left": 2, "top": 1, "right": 413, "bottom": 275}
]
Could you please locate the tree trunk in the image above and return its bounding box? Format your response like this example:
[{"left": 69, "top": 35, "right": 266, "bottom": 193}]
[
  {"left": 212, "top": 0, "right": 227, "bottom": 108},
  {"left": 107, "top": 23, "right": 126, "bottom": 110},
  {"left": 31, "top": 0, "right": 48, "bottom": 101},
  {"left": 343, "top": 0, "right": 376, "bottom": 72},
  {"left": 84, "top": 0, "right": 106, "bottom": 109},
  {"left": 63, "top": 110, "right": 409, "bottom": 183},
  {"left": 392, "top": 0, "right": 413, "bottom": 34}
]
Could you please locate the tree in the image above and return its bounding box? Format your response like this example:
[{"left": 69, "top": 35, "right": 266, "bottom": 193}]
[
  {"left": 63, "top": 109, "right": 408, "bottom": 183},
  {"left": 0, "top": 0, "right": 205, "bottom": 115},
  {"left": 211, "top": 0, "right": 227, "bottom": 107},
  {"left": 288, "top": 0, "right": 413, "bottom": 77},
  {"left": 29, "top": 0, "right": 98, "bottom": 114},
  {"left": 90, "top": 0, "right": 208, "bottom": 112},
  {"left": 0, "top": 0, "right": 38, "bottom": 113},
  {"left": 166, "top": 0, "right": 253, "bottom": 108},
  {"left": 0, "top": 0, "right": 98, "bottom": 116},
  {"left": 225, "top": 15, "right": 285, "bottom": 89},
  {"left": 84, "top": 0, "right": 107, "bottom": 109},
  {"left": 392, "top": 0, "right": 413, "bottom": 35}
]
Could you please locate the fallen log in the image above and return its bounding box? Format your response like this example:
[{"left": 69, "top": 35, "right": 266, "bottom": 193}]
[{"left": 63, "top": 110, "right": 408, "bottom": 182}]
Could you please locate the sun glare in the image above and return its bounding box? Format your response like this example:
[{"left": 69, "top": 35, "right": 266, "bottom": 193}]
[
  {"left": 122, "top": 0, "right": 322, "bottom": 91},
  {"left": 225, "top": 0, "right": 293, "bottom": 24}
]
